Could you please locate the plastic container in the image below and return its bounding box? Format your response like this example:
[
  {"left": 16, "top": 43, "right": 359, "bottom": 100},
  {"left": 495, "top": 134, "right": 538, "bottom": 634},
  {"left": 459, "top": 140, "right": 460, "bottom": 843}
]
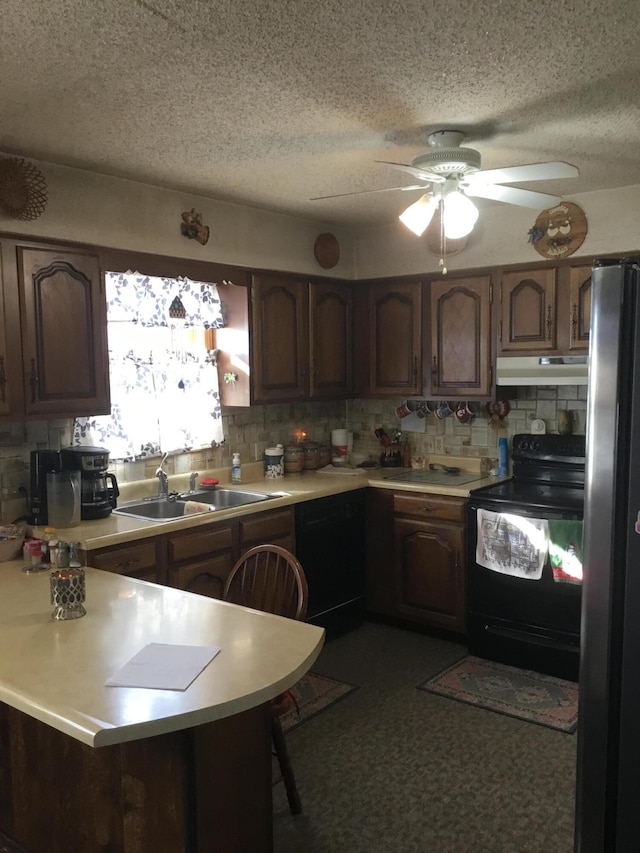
[
  {"left": 231, "top": 453, "right": 242, "bottom": 485},
  {"left": 264, "top": 445, "right": 284, "bottom": 479},
  {"left": 498, "top": 437, "right": 509, "bottom": 476}
]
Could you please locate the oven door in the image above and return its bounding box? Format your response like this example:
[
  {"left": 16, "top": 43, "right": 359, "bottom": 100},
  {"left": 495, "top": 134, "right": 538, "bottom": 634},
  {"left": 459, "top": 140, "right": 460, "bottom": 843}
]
[{"left": 466, "top": 497, "right": 583, "bottom": 680}]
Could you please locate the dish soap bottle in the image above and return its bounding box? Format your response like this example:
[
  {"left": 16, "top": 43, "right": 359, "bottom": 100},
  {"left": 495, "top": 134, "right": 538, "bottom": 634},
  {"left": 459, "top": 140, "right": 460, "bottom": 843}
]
[{"left": 231, "top": 452, "right": 242, "bottom": 484}]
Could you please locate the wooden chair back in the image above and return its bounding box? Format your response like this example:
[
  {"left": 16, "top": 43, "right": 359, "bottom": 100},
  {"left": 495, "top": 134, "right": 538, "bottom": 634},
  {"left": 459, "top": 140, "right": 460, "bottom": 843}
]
[{"left": 223, "top": 544, "right": 308, "bottom": 621}]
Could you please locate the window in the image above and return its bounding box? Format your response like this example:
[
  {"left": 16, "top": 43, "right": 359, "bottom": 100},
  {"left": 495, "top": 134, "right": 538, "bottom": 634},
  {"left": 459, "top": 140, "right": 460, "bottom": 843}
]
[{"left": 73, "top": 271, "right": 224, "bottom": 460}]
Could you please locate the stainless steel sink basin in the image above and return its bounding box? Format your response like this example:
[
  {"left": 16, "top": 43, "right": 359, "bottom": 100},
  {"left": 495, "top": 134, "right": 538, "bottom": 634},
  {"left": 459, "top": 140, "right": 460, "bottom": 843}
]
[
  {"left": 113, "top": 499, "right": 204, "bottom": 521},
  {"left": 181, "top": 488, "right": 273, "bottom": 509},
  {"left": 113, "top": 489, "right": 272, "bottom": 521}
]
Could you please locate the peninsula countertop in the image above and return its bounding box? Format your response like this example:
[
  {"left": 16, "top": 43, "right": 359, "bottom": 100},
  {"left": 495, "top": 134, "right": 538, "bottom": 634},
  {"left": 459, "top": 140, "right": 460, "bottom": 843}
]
[
  {"left": 0, "top": 560, "right": 324, "bottom": 747},
  {"left": 29, "top": 456, "right": 506, "bottom": 551}
]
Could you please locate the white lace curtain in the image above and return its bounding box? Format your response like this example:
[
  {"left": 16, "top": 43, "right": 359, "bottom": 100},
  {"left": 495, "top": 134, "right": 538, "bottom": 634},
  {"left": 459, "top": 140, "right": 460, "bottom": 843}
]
[{"left": 73, "top": 271, "right": 225, "bottom": 461}]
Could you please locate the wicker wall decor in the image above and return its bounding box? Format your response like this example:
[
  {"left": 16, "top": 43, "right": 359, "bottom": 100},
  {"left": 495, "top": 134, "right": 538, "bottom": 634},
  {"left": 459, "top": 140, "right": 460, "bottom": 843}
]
[{"left": 0, "top": 157, "right": 48, "bottom": 221}]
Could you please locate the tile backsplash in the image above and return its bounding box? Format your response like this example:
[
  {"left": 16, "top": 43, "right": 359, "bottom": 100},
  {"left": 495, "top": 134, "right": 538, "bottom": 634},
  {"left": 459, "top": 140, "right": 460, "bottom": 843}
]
[{"left": 0, "top": 387, "right": 586, "bottom": 522}]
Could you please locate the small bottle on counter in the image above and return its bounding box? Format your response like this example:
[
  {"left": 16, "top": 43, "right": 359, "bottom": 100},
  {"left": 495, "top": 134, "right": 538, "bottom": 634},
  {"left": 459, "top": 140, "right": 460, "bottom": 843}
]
[
  {"left": 56, "top": 541, "right": 70, "bottom": 569},
  {"left": 42, "top": 527, "right": 57, "bottom": 564},
  {"left": 69, "top": 542, "right": 82, "bottom": 568},
  {"left": 231, "top": 453, "right": 242, "bottom": 485}
]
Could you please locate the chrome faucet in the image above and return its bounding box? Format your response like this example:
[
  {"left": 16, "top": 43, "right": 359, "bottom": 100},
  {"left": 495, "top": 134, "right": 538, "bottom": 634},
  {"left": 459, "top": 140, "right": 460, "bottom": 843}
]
[
  {"left": 155, "top": 452, "right": 169, "bottom": 498},
  {"left": 189, "top": 471, "right": 199, "bottom": 493}
]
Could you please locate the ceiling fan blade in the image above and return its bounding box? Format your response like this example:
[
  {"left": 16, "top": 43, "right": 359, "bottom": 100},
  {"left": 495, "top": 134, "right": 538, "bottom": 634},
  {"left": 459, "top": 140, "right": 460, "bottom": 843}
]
[
  {"left": 468, "top": 161, "right": 579, "bottom": 185},
  {"left": 310, "top": 184, "right": 425, "bottom": 201},
  {"left": 374, "top": 160, "right": 446, "bottom": 184},
  {"left": 464, "top": 183, "right": 562, "bottom": 209}
]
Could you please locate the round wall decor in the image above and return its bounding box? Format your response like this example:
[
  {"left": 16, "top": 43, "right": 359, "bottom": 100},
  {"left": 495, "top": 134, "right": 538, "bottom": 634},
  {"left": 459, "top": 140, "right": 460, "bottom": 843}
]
[
  {"left": 528, "top": 201, "right": 587, "bottom": 260},
  {"left": 313, "top": 232, "right": 340, "bottom": 269}
]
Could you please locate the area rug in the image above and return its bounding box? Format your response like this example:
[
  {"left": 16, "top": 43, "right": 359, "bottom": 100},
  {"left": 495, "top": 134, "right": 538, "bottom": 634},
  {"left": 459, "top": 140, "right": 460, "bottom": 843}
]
[
  {"left": 418, "top": 656, "right": 578, "bottom": 733},
  {"left": 280, "top": 672, "right": 359, "bottom": 733}
]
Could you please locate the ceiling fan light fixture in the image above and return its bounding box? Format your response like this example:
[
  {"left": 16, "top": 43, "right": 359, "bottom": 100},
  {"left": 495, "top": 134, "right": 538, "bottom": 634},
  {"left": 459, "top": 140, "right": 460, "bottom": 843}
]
[
  {"left": 442, "top": 190, "right": 478, "bottom": 239},
  {"left": 399, "top": 193, "right": 438, "bottom": 236}
]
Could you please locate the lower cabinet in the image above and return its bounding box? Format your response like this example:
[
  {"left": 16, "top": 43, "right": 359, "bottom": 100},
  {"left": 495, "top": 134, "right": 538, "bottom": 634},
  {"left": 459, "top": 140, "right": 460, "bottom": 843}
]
[
  {"left": 84, "top": 538, "right": 165, "bottom": 585},
  {"left": 167, "top": 522, "right": 236, "bottom": 598},
  {"left": 85, "top": 506, "right": 295, "bottom": 599},
  {"left": 366, "top": 489, "right": 467, "bottom": 633}
]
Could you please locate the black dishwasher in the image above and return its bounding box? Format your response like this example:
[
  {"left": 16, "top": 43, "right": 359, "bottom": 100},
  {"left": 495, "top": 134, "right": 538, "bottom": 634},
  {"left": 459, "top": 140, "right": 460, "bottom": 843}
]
[{"left": 295, "top": 489, "right": 366, "bottom": 636}]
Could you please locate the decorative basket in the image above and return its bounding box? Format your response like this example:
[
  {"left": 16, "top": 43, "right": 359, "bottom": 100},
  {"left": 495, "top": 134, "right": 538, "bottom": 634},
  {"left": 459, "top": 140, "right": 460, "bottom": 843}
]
[
  {"left": 0, "top": 522, "right": 26, "bottom": 562},
  {"left": 0, "top": 157, "right": 48, "bottom": 221}
]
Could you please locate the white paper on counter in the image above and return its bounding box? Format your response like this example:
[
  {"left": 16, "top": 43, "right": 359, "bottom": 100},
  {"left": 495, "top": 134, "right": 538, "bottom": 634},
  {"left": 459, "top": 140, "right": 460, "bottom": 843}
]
[{"left": 105, "top": 642, "right": 221, "bottom": 691}]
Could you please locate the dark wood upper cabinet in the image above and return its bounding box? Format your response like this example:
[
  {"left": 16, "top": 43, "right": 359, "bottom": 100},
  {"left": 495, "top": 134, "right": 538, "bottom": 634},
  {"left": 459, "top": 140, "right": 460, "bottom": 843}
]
[
  {"left": 250, "top": 273, "right": 309, "bottom": 403},
  {"left": 0, "top": 240, "right": 110, "bottom": 421},
  {"left": 430, "top": 275, "right": 492, "bottom": 398},
  {"left": 247, "top": 273, "right": 352, "bottom": 404},
  {"left": 567, "top": 264, "right": 592, "bottom": 352},
  {"left": 498, "top": 267, "right": 557, "bottom": 353},
  {"left": 0, "top": 250, "right": 11, "bottom": 417},
  {"left": 363, "top": 280, "right": 422, "bottom": 396},
  {"left": 309, "top": 280, "right": 352, "bottom": 399}
]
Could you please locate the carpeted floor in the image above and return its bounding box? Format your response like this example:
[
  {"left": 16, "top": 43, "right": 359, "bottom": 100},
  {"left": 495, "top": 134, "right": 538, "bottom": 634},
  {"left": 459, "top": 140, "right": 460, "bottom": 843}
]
[
  {"left": 281, "top": 672, "right": 359, "bottom": 734},
  {"left": 273, "top": 621, "right": 576, "bottom": 853}
]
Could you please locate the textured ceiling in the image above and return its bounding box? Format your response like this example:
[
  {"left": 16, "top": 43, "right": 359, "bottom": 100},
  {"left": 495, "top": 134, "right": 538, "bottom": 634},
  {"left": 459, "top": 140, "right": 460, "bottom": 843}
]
[{"left": 2, "top": 0, "right": 640, "bottom": 228}]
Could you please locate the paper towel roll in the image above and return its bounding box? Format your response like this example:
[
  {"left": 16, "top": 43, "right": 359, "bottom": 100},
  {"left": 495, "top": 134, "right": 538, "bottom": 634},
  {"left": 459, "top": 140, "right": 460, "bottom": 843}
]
[{"left": 331, "top": 429, "right": 348, "bottom": 446}]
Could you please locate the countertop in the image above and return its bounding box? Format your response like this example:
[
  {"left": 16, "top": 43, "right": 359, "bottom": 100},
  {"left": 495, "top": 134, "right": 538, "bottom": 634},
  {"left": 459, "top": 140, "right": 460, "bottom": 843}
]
[
  {"left": 28, "top": 458, "right": 506, "bottom": 550},
  {"left": 0, "top": 561, "right": 324, "bottom": 747}
]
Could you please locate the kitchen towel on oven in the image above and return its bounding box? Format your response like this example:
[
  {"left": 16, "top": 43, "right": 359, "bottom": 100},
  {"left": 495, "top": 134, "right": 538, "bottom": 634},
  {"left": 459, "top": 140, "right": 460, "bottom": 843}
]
[
  {"left": 476, "top": 509, "right": 548, "bottom": 579},
  {"left": 548, "top": 519, "right": 583, "bottom": 584}
]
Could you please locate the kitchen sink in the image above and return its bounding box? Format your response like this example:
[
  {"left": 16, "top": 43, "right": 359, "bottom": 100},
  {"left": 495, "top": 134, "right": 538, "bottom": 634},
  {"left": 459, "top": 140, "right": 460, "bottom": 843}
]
[
  {"left": 113, "top": 498, "right": 204, "bottom": 521},
  {"left": 113, "top": 489, "right": 273, "bottom": 521},
  {"left": 182, "top": 488, "right": 273, "bottom": 509}
]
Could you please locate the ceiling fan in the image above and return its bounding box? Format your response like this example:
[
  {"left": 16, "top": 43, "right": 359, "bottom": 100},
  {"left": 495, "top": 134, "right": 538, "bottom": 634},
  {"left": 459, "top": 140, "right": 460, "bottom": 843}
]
[{"left": 312, "top": 129, "right": 579, "bottom": 240}]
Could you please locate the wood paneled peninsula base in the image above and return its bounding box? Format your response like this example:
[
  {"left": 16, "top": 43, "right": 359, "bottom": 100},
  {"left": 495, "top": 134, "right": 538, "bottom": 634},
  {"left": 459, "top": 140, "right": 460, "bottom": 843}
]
[{"left": 0, "top": 563, "right": 324, "bottom": 852}]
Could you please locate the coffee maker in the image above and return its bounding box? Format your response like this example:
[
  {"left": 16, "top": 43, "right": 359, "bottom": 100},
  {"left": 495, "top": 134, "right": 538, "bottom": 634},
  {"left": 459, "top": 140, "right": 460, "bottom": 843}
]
[{"left": 60, "top": 446, "right": 119, "bottom": 520}]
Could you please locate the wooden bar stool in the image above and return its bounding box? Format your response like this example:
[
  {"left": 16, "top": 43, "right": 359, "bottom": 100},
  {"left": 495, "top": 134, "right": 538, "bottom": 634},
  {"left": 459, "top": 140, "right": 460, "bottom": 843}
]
[{"left": 223, "top": 544, "right": 309, "bottom": 815}]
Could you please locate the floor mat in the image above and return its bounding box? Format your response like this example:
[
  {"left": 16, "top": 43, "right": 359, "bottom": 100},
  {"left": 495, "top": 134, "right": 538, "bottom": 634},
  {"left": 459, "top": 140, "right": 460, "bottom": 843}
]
[
  {"left": 280, "top": 672, "right": 359, "bottom": 733},
  {"left": 418, "top": 655, "right": 578, "bottom": 733}
]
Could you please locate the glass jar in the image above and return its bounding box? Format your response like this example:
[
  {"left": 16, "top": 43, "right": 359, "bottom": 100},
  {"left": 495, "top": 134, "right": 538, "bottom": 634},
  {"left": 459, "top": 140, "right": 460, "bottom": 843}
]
[
  {"left": 318, "top": 443, "right": 332, "bottom": 467},
  {"left": 302, "top": 441, "right": 320, "bottom": 470},
  {"left": 284, "top": 444, "right": 305, "bottom": 474}
]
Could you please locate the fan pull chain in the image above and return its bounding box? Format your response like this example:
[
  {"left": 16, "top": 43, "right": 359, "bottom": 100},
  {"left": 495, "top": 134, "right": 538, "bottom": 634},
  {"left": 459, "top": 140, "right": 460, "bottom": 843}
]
[{"left": 438, "top": 198, "right": 448, "bottom": 275}]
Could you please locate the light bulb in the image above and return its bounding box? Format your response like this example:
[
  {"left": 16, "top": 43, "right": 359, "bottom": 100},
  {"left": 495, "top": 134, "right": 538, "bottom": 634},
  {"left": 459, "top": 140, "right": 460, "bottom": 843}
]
[
  {"left": 399, "top": 194, "right": 438, "bottom": 237},
  {"left": 443, "top": 191, "right": 478, "bottom": 239}
]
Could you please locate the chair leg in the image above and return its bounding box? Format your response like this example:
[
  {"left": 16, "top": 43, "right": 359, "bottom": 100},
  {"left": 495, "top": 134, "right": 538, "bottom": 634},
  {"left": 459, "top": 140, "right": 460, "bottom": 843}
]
[{"left": 271, "top": 708, "right": 302, "bottom": 815}]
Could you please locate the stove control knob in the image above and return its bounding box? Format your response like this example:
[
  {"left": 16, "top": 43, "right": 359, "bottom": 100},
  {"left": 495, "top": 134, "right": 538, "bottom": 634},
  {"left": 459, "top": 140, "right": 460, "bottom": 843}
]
[
  {"left": 518, "top": 439, "right": 529, "bottom": 452},
  {"left": 532, "top": 440, "right": 541, "bottom": 452}
]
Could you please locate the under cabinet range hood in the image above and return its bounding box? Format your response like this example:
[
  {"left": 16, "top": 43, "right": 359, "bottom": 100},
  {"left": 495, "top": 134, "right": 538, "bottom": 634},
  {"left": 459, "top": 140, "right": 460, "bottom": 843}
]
[{"left": 496, "top": 356, "right": 589, "bottom": 386}]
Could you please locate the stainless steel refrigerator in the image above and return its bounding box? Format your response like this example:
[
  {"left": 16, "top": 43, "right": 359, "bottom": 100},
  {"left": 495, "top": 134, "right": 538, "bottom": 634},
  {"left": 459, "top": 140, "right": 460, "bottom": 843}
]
[{"left": 576, "top": 257, "right": 640, "bottom": 851}]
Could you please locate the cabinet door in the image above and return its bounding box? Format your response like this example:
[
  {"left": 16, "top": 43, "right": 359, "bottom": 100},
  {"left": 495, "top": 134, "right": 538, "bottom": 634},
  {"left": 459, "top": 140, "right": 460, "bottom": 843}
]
[
  {"left": 368, "top": 280, "right": 422, "bottom": 395},
  {"left": 250, "top": 273, "right": 308, "bottom": 402},
  {"left": 499, "top": 268, "right": 557, "bottom": 353},
  {"left": 167, "top": 522, "right": 235, "bottom": 599},
  {"left": 430, "top": 275, "right": 492, "bottom": 397},
  {"left": 394, "top": 517, "right": 465, "bottom": 632},
  {"left": 567, "top": 265, "right": 592, "bottom": 352},
  {"left": 309, "top": 280, "right": 352, "bottom": 399},
  {"left": 365, "top": 488, "right": 396, "bottom": 617},
  {"left": 17, "top": 245, "right": 110, "bottom": 417}
]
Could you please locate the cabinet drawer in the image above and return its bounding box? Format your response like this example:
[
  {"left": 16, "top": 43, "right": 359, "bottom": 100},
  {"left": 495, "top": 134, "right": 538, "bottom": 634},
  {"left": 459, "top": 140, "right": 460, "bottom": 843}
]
[
  {"left": 239, "top": 508, "right": 294, "bottom": 546},
  {"left": 167, "top": 524, "right": 234, "bottom": 564},
  {"left": 393, "top": 493, "right": 465, "bottom": 523},
  {"left": 88, "top": 540, "right": 158, "bottom": 575}
]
